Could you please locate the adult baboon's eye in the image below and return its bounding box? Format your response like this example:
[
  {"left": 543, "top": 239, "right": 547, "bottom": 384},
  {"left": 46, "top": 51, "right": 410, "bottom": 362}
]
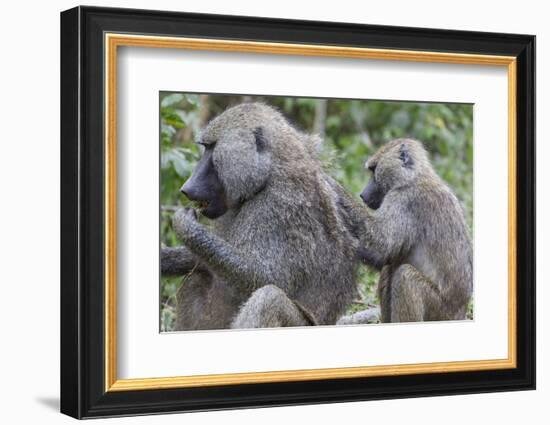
[
  {"left": 198, "top": 141, "right": 216, "bottom": 151},
  {"left": 368, "top": 165, "right": 377, "bottom": 182},
  {"left": 253, "top": 127, "right": 267, "bottom": 152}
]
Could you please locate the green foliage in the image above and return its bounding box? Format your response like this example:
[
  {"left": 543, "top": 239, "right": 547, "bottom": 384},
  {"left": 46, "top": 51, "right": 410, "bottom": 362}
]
[{"left": 159, "top": 93, "right": 474, "bottom": 329}]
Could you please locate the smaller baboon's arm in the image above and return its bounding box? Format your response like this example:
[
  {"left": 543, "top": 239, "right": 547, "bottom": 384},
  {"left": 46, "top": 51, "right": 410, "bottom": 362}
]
[
  {"left": 360, "top": 192, "right": 416, "bottom": 268},
  {"left": 172, "top": 209, "right": 277, "bottom": 291},
  {"left": 160, "top": 246, "right": 198, "bottom": 276},
  {"left": 326, "top": 176, "right": 371, "bottom": 240}
]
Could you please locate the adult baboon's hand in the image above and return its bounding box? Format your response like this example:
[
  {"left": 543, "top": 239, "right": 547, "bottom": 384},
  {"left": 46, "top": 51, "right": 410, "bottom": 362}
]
[{"left": 172, "top": 207, "right": 198, "bottom": 238}]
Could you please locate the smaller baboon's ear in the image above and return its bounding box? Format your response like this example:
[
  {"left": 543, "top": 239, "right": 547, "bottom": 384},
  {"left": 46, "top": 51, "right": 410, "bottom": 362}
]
[
  {"left": 399, "top": 144, "right": 414, "bottom": 168},
  {"left": 253, "top": 126, "right": 268, "bottom": 152}
]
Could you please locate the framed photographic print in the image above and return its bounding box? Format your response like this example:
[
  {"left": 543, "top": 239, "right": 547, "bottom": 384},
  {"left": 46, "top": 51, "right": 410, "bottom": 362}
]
[{"left": 60, "top": 6, "right": 536, "bottom": 419}]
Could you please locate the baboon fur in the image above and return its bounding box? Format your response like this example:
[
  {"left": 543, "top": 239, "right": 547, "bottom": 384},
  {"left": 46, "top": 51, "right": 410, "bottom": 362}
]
[
  {"left": 357, "top": 138, "right": 473, "bottom": 323},
  {"left": 162, "top": 103, "right": 362, "bottom": 330}
]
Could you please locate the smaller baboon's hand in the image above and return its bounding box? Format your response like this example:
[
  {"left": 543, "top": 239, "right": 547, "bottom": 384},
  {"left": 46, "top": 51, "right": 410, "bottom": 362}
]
[
  {"left": 357, "top": 246, "right": 385, "bottom": 271},
  {"left": 173, "top": 207, "right": 199, "bottom": 239}
]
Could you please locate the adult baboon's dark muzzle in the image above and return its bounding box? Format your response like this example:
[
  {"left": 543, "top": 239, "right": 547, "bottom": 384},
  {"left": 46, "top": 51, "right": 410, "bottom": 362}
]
[
  {"left": 360, "top": 180, "right": 385, "bottom": 210},
  {"left": 180, "top": 148, "right": 228, "bottom": 219}
]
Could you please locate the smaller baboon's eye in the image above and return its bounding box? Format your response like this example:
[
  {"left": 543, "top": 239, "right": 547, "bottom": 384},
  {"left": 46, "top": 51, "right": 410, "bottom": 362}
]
[
  {"left": 368, "top": 164, "right": 377, "bottom": 173},
  {"left": 398, "top": 144, "right": 413, "bottom": 168}
]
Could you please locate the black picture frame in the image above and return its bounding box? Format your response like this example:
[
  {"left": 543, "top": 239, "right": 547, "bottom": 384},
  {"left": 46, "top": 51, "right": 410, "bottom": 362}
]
[{"left": 60, "top": 5, "right": 535, "bottom": 419}]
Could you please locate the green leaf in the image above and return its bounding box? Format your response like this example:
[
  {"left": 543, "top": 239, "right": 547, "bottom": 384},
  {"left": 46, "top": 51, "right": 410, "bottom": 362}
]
[{"left": 161, "top": 93, "right": 184, "bottom": 108}]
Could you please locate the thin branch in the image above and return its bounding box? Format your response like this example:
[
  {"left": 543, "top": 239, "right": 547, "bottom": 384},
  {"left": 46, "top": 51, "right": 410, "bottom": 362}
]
[{"left": 161, "top": 205, "right": 180, "bottom": 213}]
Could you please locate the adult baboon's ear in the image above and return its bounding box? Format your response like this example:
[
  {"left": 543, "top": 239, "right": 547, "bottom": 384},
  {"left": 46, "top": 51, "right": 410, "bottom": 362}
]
[
  {"left": 253, "top": 126, "right": 268, "bottom": 152},
  {"left": 399, "top": 143, "right": 414, "bottom": 168}
]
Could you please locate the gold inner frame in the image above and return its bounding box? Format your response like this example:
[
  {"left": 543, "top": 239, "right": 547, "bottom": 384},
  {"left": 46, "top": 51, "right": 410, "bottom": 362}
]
[{"left": 104, "top": 33, "right": 518, "bottom": 392}]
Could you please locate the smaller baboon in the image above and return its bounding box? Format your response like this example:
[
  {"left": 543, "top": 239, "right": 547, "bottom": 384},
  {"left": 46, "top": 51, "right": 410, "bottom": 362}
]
[{"left": 357, "top": 138, "right": 473, "bottom": 323}]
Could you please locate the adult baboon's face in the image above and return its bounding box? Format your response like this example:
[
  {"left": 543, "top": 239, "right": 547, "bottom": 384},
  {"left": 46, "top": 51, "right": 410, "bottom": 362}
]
[
  {"left": 180, "top": 145, "right": 228, "bottom": 219},
  {"left": 181, "top": 104, "right": 275, "bottom": 218},
  {"left": 196, "top": 105, "right": 274, "bottom": 208}
]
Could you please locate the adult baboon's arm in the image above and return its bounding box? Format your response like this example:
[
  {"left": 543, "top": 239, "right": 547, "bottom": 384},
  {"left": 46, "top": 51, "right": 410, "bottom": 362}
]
[
  {"left": 160, "top": 246, "right": 197, "bottom": 276},
  {"left": 172, "top": 208, "right": 277, "bottom": 291}
]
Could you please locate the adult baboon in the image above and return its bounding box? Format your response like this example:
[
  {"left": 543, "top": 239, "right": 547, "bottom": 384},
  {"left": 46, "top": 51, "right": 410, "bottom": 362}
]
[
  {"left": 357, "top": 138, "right": 473, "bottom": 323},
  {"left": 161, "top": 103, "right": 362, "bottom": 330}
]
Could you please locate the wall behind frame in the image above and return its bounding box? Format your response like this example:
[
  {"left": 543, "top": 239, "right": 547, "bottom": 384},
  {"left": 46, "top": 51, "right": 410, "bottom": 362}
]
[{"left": 0, "top": 0, "right": 544, "bottom": 424}]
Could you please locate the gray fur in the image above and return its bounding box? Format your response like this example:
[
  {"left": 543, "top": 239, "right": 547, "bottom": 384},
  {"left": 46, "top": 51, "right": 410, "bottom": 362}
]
[
  {"left": 231, "top": 285, "right": 313, "bottom": 328},
  {"left": 160, "top": 246, "right": 198, "bottom": 276},
  {"left": 164, "top": 103, "right": 361, "bottom": 330},
  {"left": 336, "top": 307, "right": 380, "bottom": 325},
  {"left": 359, "top": 138, "right": 473, "bottom": 322}
]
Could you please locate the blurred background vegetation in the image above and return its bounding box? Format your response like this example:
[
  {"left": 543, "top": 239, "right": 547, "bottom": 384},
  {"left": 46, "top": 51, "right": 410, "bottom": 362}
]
[{"left": 160, "top": 93, "right": 473, "bottom": 331}]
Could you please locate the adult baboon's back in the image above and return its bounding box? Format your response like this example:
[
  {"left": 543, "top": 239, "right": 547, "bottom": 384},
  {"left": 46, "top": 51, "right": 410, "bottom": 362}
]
[{"left": 162, "top": 103, "right": 361, "bottom": 330}]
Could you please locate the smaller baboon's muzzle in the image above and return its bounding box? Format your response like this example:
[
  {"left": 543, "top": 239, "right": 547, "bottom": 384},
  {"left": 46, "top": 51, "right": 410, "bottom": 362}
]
[{"left": 360, "top": 180, "right": 385, "bottom": 210}]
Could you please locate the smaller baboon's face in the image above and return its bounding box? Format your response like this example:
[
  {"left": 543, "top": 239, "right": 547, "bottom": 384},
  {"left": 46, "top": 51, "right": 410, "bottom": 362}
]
[
  {"left": 360, "top": 140, "right": 417, "bottom": 209},
  {"left": 360, "top": 175, "right": 385, "bottom": 210}
]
